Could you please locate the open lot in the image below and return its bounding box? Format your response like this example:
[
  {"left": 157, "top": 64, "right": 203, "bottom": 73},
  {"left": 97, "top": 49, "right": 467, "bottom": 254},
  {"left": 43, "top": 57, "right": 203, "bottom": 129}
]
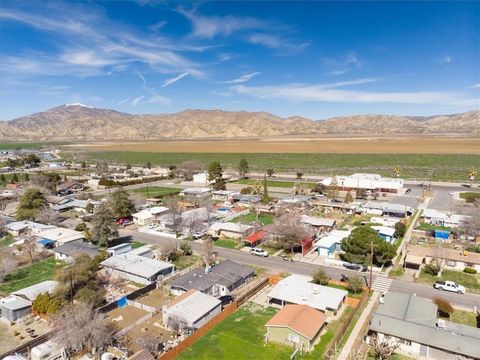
[
  {"left": 128, "top": 186, "right": 182, "bottom": 198},
  {"left": 81, "top": 150, "right": 480, "bottom": 181},
  {"left": 0, "top": 315, "right": 53, "bottom": 354},
  {"left": 418, "top": 269, "right": 480, "bottom": 294}
]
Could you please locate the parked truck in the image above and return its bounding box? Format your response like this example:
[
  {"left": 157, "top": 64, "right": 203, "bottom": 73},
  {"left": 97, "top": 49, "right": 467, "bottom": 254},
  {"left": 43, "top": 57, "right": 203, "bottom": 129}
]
[{"left": 433, "top": 280, "right": 466, "bottom": 294}]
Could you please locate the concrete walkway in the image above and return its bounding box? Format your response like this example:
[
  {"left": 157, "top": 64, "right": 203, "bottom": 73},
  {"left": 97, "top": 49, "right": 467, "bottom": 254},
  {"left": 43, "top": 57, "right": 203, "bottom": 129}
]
[{"left": 337, "top": 291, "right": 381, "bottom": 360}]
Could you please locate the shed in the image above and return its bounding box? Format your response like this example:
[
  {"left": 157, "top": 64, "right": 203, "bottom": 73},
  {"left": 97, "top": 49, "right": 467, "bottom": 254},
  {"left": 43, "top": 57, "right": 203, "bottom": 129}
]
[
  {"left": 434, "top": 230, "right": 450, "bottom": 240},
  {"left": 0, "top": 295, "right": 32, "bottom": 321},
  {"left": 244, "top": 230, "right": 268, "bottom": 247}
]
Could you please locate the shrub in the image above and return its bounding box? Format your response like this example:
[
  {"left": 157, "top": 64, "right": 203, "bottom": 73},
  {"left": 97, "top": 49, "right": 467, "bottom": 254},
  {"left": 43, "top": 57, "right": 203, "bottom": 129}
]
[
  {"left": 180, "top": 241, "right": 193, "bottom": 256},
  {"left": 240, "top": 187, "right": 253, "bottom": 195},
  {"left": 463, "top": 267, "right": 477, "bottom": 274},
  {"left": 433, "top": 297, "right": 453, "bottom": 317},
  {"left": 312, "top": 270, "right": 330, "bottom": 285},
  {"left": 347, "top": 276, "right": 364, "bottom": 294}
]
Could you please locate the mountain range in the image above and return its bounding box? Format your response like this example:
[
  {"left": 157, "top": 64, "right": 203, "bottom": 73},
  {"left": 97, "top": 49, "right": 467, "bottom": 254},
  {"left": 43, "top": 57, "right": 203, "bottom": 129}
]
[{"left": 1, "top": 104, "right": 478, "bottom": 141}]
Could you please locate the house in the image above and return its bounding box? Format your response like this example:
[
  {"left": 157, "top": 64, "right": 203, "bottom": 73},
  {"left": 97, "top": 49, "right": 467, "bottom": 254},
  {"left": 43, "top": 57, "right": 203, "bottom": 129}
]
[
  {"left": 404, "top": 245, "right": 480, "bottom": 272},
  {"left": 421, "top": 209, "right": 468, "bottom": 228},
  {"left": 363, "top": 202, "right": 412, "bottom": 218},
  {"left": 162, "top": 289, "right": 221, "bottom": 331},
  {"left": 267, "top": 274, "right": 348, "bottom": 319},
  {"left": 370, "top": 217, "right": 398, "bottom": 227},
  {"left": 369, "top": 292, "right": 480, "bottom": 359},
  {"left": 12, "top": 280, "right": 58, "bottom": 302},
  {"left": 208, "top": 222, "right": 253, "bottom": 239},
  {"left": 170, "top": 259, "right": 254, "bottom": 296},
  {"left": 56, "top": 181, "right": 84, "bottom": 195},
  {"left": 211, "top": 190, "right": 238, "bottom": 201},
  {"left": 279, "top": 195, "right": 312, "bottom": 205},
  {"left": 232, "top": 194, "right": 262, "bottom": 206},
  {"left": 300, "top": 215, "right": 336, "bottom": 233},
  {"left": 314, "top": 230, "right": 351, "bottom": 258},
  {"left": 5, "top": 221, "right": 55, "bottom": 237},
  {"left": 132, "top": 206, "right": 169, "bottom": 226},
  {"left": 320, "top": 173, "right": 404, "bottom": 194},
  {"left": 371, "top": 226, "right": 396, "bottom": 243},
  {"left": 0, "top": 295, "right": 32, "bottom": 321},
  {"left": 38, "top": 227, "right": 84, "bottom": 246},
  {"left": 192, "top": 172, "right": 209, "bottom": 185},
  {"left": 299, "top": 237, "right": 313, "bottom": 256},
  {"left": 129, "top": 244, "right": 154, "bottom": 258},
  {"left": 107, "top": 243, "right": 132, "bottom": 257},
  {"left": 51, "top": 198, "right": 101, "bottom": 213},
  {"left": 52, "top": 239, "right": 99, "bottom": 262},
  {"left": 265, "top": 304, "right": 325, "bottom": 352},
  {"left": 180, "top": 187, "right": 211, "bottom": 198},
  {"left": 101, "top": 254, "right": 174, "bottom": 285}
]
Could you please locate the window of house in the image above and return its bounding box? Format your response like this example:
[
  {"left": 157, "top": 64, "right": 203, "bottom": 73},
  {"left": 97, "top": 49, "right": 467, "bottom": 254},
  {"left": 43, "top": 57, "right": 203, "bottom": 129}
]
[{"left": 399, "top": 338, "right": 411, "bottom": 346}]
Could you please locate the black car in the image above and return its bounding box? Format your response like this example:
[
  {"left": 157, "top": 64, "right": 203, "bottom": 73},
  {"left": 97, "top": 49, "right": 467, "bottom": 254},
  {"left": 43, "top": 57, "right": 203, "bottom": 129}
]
[
  {"left": 342, "top": 263, "right": 362, "bottom": 271},
  {"left": 218, "top": 295, "right": 234, "bottom": 308}
]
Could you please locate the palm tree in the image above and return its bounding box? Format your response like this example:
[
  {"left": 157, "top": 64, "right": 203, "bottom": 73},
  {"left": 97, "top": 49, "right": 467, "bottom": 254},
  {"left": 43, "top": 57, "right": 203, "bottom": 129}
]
[
  {"left": 393, "top": 166, "right": 402, "bottom": 178},
  {"left": 467, "top": 167, "right": 477, "bottom": 181}
]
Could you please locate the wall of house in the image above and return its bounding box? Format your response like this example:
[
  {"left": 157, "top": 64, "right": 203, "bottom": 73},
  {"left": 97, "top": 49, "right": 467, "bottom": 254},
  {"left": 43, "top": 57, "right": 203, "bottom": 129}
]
[
  {"left": 219, "top": 230, "right": 244, "bottom": 239},
  {"left": 376, "top": 332, "right": 421, "bottom": 358},
  {"left": 267, "top": 327, "right": 311, "bottom": 351},
  {"left": 1, "top": 305, "right": 32, "bottom": 321},
  {"left": 192, "top": 304, "right": 222, "bottom": 329}
]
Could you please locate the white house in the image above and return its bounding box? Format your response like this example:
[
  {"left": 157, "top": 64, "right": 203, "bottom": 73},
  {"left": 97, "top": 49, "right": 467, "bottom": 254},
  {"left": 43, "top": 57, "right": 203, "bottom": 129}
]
[
  {"left": 38, "top": 227, "right": 84, "bottom": 246},
  {"left": 132, "top": 206, "right": 169, "bottom": 225},
  {"left": 300, "top": 215, "right": 336, "bottom": 233},
  {"left": 107, "top": 243, "right": 132, "bottom": 257},
  {"left": 180, "top": 188, "right": 211, "bottom": 198},
  {"left": 192, "top": 173, "right": 209, "bottom": 185},
  {"left": 5, "top": 221, "right": 55, "bottom": 237},
  {"left": 314, "top": 230, "right": 351, "bottom": 258},
  {"left": 320, "top": 173, "right": 403, "bottom": 193},
  {"left": 208, "top": 222, "right": 253, "bottom": 239},
  {"left": 422, "top": 209, "right": 468, "bottom": 228},
  {"left": 162, "top": 289, "right": 221, "bottom": 331}
]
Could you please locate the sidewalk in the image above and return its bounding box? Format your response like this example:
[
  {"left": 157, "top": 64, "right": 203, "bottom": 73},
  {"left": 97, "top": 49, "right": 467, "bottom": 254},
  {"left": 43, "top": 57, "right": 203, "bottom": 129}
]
[{"left": 337, "top": 291, "right": 380, "bottom": 360}]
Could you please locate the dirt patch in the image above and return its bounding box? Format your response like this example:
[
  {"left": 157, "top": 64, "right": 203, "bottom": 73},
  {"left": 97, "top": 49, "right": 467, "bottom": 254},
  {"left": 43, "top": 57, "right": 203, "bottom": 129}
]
[
  {"left": 136, "top": 288, "right": 172, "bottom": 310},
  {"left": 106, "top": 305, "right": 149, "bottom": 330}
]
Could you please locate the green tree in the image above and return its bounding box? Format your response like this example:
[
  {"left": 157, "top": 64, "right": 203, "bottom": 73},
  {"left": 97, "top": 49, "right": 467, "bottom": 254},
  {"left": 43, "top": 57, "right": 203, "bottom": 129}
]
[
  {"left": 126, "top": 163, "right": 132, "bottom": 170},
  {"left": 108, "top": 188, "right": 135, "bottom": 218},
  {"left": 90, "top": 204, "right": 118, "bottom": 247},
  {"left": 347, "top": 276, "right": 364, "bottom": 294},
  {"left": 314, "top": 183, "right": 326, "bottom": 194},
  {"left": 11, "top": 173, "right": 19, "bottom": 183},
  {"left": 296, "top": 171, "right": 303, "bottom": 179},
  {"left": 345, "top": 191, "right": 354, "bottom": 203},
  {"left": 208, "top": 161, "right": 223, "bottom": 183},
  {"left": 180, "top": 241, "right": 193, "bottom": 256},
  {"left": 16, "top": 188, "right": 47, "bottom": 220},
  {"left": 266, "top": 168, "right": 275, "bottom": 177},
  {"left": 394, "top": 222, "right": 407, "bottom": 238},
  {"left": 238, "top": 158, "right": 249, "bottom": 179},
  {"left": 340, "top": 226, "right": 396, "bottom": 266},
  {"left": 312, "top": 270, "right": 330, "bottom": 285},
  {"left": 24, "top": 173, "right": 30, "bottom": 181},
  {"left": 32, "top": 293, "right": 62, "bottom": 315},
  {"left": 0, "top": 174, "right": 6, "bottom": 183},
  {"left": 145, "top": 162, "right": 152, "bottom": 169},
  {"left": 80, "top": 161, "right": 87, "bottom": 169},
  {"left": 356, "top": 188, "right": 368, "bottom": 199}
]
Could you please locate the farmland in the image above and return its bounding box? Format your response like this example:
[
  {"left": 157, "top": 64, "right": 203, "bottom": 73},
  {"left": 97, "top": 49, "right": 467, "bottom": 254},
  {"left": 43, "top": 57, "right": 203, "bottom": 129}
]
[{"left": 82, "top": 151, "right": 480, "bottom": 181}]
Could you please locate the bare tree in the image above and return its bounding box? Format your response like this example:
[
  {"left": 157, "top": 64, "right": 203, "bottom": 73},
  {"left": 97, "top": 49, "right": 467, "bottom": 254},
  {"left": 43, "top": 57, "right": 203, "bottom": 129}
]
[
  {"left": 274, "top": 207, "right": 311, "bottom": 253},
  {"left": 21, "top": 236, "right": 37, "bottom": 263},
  {"left": 164, "top": 197, "right": 182, "bottom": 233},
  {"left": 53, "top": 303, "right": 112, "bottom": 354},
  {"left": 372, "top": 335, "right": 399, "bottom": 360},
  {"left": 200, "top": 238, "right": 214, "bottom": 266},
  {"left": 160, "top": 239, "right": 177, "bottom": 261},
  {"left": 183, "top": 211, "right": 204, "bottom": 235},
  {"left": 459, "top": 208, "right": 480, "bottom": 239},
  {"left": 179, "top": 160, "right": 204, "bottom": 181},
  {"left": 36, "top": 205, "right": 60, "bottom": 226},
  {"left": 198, "top": 197, "right": 214, "bottom": 226},
  {"left": 0, "top": 257, "right": 17, "bottom": 282},
  {"left": 426, "top": 257, "right": 444, "bottom": 276}
]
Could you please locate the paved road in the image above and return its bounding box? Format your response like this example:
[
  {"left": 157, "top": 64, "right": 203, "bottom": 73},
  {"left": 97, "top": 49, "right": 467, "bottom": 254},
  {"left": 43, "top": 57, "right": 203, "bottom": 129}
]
[{"left": 120, "top": 230, "right": 480, "bottom": 308}]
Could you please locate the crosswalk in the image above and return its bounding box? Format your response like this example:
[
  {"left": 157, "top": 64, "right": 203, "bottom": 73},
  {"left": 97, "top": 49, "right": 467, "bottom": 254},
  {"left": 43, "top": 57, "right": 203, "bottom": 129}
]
[{"left": 371, "top": 275, "right": 393, "bottom": 293}]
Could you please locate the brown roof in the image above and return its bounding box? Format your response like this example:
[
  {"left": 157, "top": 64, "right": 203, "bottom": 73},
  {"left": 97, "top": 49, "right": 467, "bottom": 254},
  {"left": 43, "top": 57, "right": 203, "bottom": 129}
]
[
  {"left": 408, "top": 245, "right": 480, "bottom": 265},
  {"left": 164, "top": 288, "right": 197, "bottom": 309},
  {"left": 266, "top": 304, "right": 325, "bottom": 340}
]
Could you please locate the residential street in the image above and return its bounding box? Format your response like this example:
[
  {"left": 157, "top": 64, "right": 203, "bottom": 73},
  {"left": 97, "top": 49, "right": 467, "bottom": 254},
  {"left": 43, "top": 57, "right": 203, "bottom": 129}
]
[{"left": 120, "top": 230, "right": 480, "bottom": 309}]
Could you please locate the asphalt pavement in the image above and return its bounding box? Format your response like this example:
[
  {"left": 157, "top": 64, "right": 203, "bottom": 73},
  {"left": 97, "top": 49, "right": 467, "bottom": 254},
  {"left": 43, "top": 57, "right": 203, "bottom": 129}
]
[{"left": 120, "top": 229, "right": 480, "bottom": 309}]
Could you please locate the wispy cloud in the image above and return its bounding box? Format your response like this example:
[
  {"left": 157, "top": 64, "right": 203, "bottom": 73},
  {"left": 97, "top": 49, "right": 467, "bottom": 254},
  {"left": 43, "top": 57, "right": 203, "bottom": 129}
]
[
  {"left": 36, "top": 85, "right": 69, "bottom": 97},
  {"left": 470, "top": 83, "right": 480, "bottom": 89},
  {"left": 217, "top": 53, "right": 234, "bottom": 62},
  {"left": 219, "top": 72, "right": 261, "bottom": 84},
  {"left": 161, "top": 72, "right": 190, "bottom": 87},
  {"left": 136, "top": 70, "right": 147, "bottom": 87},
  {"left": 231, "top": 82, "right": 459, "bottom": 104},
  {"left": 437, "top": 55, "right": 452, "bottom": 64},
  {"left": 328, "top": 69, "right": 348, "bottom": 76},
  {"left": 247, "top": 33, "right": 309, "bottom": 53},
  {"left": 131, "top": 94, "right": 172, "bottom": 106},
  {"left": 178, "top": 8, "right": 266, "bottom": 38},
  {"left": 117, "top": 97, "right": 130, "bottom": 105},
  {"left": 132, "top": 96, "right": 144, "bottom": 106},
  {"left": 149, "top": 20, "right": 167, "bottom": 32}
]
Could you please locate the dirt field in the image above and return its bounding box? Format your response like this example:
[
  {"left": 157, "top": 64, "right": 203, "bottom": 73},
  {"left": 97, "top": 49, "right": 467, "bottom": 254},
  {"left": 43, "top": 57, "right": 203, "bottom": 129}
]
[{"left": 68, "top": 136, "right": 480, "bottom": 154}]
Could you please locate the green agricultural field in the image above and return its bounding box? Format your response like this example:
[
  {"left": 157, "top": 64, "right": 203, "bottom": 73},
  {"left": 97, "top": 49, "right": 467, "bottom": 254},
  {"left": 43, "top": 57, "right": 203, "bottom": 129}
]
[
  {"left": 128, "top": 186, "right": 182, "bottom": 198},
  {"left": 235, "top": 178, "right": 315, "bottom": 188},
  {"left": 0, "top": 142, "right": 64, "bottom": 150},
  {"left": 0, "top": 257, "right": 64, "bottom": 294},
  {"left": 85, "top": 152, "right": 480, "bottom": 181}
]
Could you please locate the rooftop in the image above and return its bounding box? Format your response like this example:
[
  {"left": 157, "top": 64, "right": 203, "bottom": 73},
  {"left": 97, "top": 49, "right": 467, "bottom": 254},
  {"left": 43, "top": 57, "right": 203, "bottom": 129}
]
[
  {"left": 0, "top": 295, "right": 32, "bottom": 310},
  {"left": 101, "top": 253, "right": 174, "bottom": 278},
  {"left": 300, "top": 215, "right": 336, "bottom": 227},
  {"left": 13, "top": 280, "right": 58, "bottom": 301},
  {"left": 266, "top": 304, "right": 325, "bottom": 340},
  {"left": 53, "top": 239, "right": 99, "bottom": 258},
  {"left": 209, "top": 222, "right": 253, "bottom": 233},
  {"left": 407, "top": 245, "right": 480, "bottom": 265},
  {"left": 164, "top": 289, "right": 221, "bottom": 324}
]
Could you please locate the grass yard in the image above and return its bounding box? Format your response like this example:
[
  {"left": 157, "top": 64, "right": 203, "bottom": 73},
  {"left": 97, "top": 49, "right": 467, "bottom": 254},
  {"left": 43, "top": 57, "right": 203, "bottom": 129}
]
[
  {"left": 172, "top": 254, "right": 201, "bottom": 271},
  {"left": 416, "top": 222, "right": 452, "bottom": 232},
  {"left": 418, "top": 269, "right": 480, "bottom": 293},
  {"left": 327, "top": 284, "right": 365, "bottom": 299},
  {"left": 84, "top": 152, "right": 480, "bottom": 181},
  {"left": 235, "top": 178, "right": 315, "bottom": 189},
  {"left": 130, "top": 240, "right": 146, "bottom": 249},
  {"left": 0, "top": 235, "right": 14, "bottom": 247},
  {"left": 213, "top": 238, "right": 240, "bottom": 249},
  {"left": 233, "top": 212, "right": 274, "bottom": 226},
  {"left": 128, "top": 186, "right": 181, "bottom": 198},
  {"left": 0, "top": 257, "right": 64, "bottom": 294},
  {"left": 460, "top": 191, "right": 480, "bottom": 203},
  {"left": 445, "top": 309, "right": 478, "bottom": 327}
]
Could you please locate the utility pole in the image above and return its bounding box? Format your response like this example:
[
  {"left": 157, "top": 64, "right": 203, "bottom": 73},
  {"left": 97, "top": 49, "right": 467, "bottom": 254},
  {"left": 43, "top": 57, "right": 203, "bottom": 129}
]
[{"left": 369, "top": 241, "right": 374, "bottom": 291}]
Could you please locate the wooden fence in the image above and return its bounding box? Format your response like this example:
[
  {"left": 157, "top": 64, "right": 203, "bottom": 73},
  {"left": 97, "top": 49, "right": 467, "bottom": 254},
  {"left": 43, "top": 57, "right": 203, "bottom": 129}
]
[{"left": 324, "top": 291, "right": 370, "bottom": 360}]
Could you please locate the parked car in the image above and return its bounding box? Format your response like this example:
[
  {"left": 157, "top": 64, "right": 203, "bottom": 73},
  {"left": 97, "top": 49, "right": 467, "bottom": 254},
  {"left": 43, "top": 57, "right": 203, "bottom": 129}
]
[
  {"left": 148, "top": 223, "right": 159, "bottom": 229},
  {"left": 343, "top": 262, "right": 362, "bottom": 271},
  {"left": 115, "top": 218, "right": 130, "bottom": 225},
  {"left": 218, "top": 295, "right": 234, "bottom": 308},
  {"left": 433, "top": 280, "right": 465, "bottom": 294},
  {"left": 192, "top": 230, "right": 207, "bottom": 239},
  {"left": 251, "top": 247, "right": 269, "bottom": 257},
  {"left": 405, "top": 188, "right": 411, "bottom": 194}
]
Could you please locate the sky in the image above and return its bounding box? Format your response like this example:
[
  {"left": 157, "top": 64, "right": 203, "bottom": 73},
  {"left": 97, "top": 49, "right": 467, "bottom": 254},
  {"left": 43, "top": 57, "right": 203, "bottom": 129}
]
[{"left": 0, "top": 0, "right": 479, "bottom": 121}]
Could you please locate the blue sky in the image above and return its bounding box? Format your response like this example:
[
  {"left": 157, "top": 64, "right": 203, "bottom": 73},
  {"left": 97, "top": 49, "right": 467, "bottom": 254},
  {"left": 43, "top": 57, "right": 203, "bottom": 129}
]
[{"left": 0, "top": 0, "right": 479, "bottom": 120}]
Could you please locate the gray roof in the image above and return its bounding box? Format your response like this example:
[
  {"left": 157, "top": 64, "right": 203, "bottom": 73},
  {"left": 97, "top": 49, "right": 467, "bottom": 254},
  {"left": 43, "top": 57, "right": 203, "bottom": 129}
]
[
  {"left": 171, "top": 259, "right": 254, "bottom": 293},
  {"left": 0, "top": 295, "right": 32, "bottom": 311},
  {"left": 164, "top": 289, "right": 221, "bottom": 325},
  {"left": 13, "top": 280, "right": 58, "bottom": 301},
  {"left": 101, "top": 254, "right": 174, "bottom": 279},
  {"left": 53, "top": 240, "right": 99, "bottom": 258},
  {"left": 370, "top": 293, "right": 480, "bottom": 358}
]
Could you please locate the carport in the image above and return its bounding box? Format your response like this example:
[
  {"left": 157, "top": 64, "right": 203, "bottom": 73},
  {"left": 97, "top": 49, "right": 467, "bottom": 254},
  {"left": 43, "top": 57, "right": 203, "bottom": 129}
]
[{"left": 404, "top": 253, "right": 424, "bottom": 270}]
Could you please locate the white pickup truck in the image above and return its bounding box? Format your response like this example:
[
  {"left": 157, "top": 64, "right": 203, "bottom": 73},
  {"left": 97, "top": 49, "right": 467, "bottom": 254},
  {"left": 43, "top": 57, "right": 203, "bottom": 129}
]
[{"left": 433, "top": 280, "right": 466, "bottom": 294}]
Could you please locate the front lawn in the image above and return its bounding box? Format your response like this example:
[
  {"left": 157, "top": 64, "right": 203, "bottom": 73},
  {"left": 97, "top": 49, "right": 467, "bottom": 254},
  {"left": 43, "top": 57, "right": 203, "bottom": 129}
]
[
  {"left": 214, "top": 238, "right": 240, "bottom": 249},
  {"left": 460, "top": 192, "right": 480, "bottom": 203},
  {"left": 445, "top": 309, "right": 478, "bottom": 327},
  {"left": 0, "top": 235, "right": 14, "bottom": 247},
  {"left": 172, "top": 254, "right": 201, "bottom": 271},
  {"left": 129, "top": 186, "right": 181, "bottom": 198},
  {"left": 417, "top": 269, "right": 480, "bottom": 293},
  {"left": 0, "top": 257, "right": 64, "bottom": 294},
  {"left": 233, "top": 212, "right": 274, "bottom": 225}
]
